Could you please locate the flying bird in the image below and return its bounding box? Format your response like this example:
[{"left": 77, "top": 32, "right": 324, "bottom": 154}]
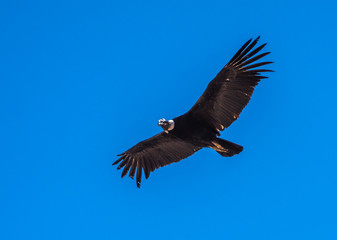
[{"left": 113, "top": 37, "right": 273, "bottom": 188}]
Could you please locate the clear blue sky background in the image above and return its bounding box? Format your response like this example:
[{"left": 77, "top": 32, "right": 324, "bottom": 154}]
[{"left": 1, "top": 0, "right": 337, "bottom": 239}]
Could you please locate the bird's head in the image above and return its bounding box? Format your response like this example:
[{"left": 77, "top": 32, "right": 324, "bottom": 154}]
[{"left": 158, "top": 118, "right": 175, "bottom": 133}]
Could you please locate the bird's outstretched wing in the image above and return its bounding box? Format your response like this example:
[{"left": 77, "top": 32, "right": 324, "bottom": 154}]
[
  {"left": 187, "top": 37, "right": 273, "bottom": 132},
  {"left": 113, "top": 132, "right": 201, "bottom": 188}
]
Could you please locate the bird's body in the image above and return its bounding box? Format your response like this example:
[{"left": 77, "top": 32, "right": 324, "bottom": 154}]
[
  {"left": 172, "top": 115, "right": 212, "bottom": 145},
  {"left": 113, "top": 37, "right": 273, "bottom": 187}
]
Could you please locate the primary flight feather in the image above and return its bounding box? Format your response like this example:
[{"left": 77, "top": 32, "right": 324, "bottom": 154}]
[{"left": 113, "top": 37, "right": 273, "bottom": 188}]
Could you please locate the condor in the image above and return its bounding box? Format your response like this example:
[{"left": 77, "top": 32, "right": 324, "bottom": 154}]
[{"left": 113, "top": 37, "right": 273, "bottom": 188}]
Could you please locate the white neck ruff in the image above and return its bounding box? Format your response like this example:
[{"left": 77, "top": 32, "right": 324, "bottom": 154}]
[{"left": 167, "top": 120, "right": 175, "bottom": 131}]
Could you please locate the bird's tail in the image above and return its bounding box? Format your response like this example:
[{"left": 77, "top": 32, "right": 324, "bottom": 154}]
[{"left": 211, "top": 138, "right": 243, "bottom": 157}]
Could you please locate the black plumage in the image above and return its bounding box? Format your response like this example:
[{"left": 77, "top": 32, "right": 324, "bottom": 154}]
[{"left": 113, "top": 37, "right": 273, "bottom": 188}]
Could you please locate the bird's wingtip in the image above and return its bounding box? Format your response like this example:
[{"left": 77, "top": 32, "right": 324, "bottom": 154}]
[{"left": 112, "top": 157, "right": 123, "bottom": 165}]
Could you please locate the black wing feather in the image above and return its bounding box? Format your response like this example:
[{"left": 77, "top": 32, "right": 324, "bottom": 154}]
[
  {"left": 187, "top": 37, "right": 273, "bottom": 132},
  {"left": 114, "top": 132, "right": 201, "bottom": 188},
  {"left": 128, "top": 158, "right": 137, "bottom": 179}
]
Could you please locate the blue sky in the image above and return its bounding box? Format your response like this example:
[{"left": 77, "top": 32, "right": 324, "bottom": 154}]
[{"left": 1, "top": 0, "right": 337, "bottom": 239}]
